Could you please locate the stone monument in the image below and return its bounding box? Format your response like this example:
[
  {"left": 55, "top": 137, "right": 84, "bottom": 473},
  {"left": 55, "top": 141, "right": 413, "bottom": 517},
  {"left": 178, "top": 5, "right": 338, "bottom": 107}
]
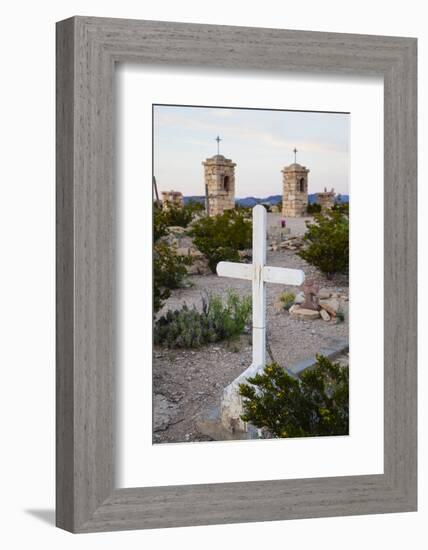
[
  {"left": 300, "top": 278, "right": 320, "bottom": 311},
  {"left": 316, "top": 187, "right": 336, "bottom": 210},
  {"left": 202, "top": 136, "right": 236, "bottom": 216},
  {"left": 161, "top": 190, "right": 184, "bottom": 210},
  {"left": 281, "top": 148, "right": 310, "bottom": 218}
]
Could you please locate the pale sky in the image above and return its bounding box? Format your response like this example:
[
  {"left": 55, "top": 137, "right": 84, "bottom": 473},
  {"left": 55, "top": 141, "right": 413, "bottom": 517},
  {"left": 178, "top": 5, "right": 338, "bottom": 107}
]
[{"left": 153, "top": 105, "right": 350, "bottom": 197}]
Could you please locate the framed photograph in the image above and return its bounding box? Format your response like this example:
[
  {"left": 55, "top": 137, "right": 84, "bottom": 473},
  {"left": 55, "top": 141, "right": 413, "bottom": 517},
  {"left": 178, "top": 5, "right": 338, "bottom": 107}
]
[{"left": 56, "top": 16, "right": 417, "bottom": 532}]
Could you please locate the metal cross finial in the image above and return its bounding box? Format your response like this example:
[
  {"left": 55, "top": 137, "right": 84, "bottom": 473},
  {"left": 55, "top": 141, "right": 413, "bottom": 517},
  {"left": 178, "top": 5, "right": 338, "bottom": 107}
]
[
  {"left": 293, "top": 147, "right": 298, "bottom": 164},
  {"left": 215, "top": 135, "right": 222, "bottom": 155}
]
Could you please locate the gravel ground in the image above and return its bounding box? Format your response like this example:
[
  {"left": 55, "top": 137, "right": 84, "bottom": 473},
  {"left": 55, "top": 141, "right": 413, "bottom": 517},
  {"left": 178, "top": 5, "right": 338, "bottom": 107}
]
[{"left": 153, "top": 245, "right": 349, "bottom": 444}]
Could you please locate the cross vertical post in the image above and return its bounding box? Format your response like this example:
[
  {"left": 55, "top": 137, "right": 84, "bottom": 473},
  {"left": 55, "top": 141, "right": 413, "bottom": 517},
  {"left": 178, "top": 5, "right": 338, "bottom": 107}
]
[
  {"left": 216, "top": 205, "right": 305, "bottom": 375},
  {"left": 252, "top": 205, "right": 267, "bottom": 367}
]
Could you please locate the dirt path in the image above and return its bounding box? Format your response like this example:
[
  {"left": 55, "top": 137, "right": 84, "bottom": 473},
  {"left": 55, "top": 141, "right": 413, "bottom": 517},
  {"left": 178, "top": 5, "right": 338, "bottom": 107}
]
[{"left": 153, "top": 248, "right": 349, "bottom": 444}]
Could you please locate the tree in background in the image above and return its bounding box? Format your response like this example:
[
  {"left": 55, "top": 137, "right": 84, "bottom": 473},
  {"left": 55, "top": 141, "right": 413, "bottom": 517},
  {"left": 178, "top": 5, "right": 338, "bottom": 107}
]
[
  {"left": 189, "top": 209, "right": 252, "bottom": 273},
  {"left": 156, "top": 200, "right": 205, "bottom": 229},
  {"left": 307, "top": 202, "right": 322, "bottom": 214},
  {"left": 298, "top": 204, "right": 349, "bottom": 277}
]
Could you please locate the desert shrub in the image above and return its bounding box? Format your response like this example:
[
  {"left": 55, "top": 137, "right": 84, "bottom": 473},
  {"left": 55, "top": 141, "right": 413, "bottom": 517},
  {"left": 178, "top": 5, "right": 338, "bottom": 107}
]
[
  {"left": 332, "top": 202, "right": 349, "bottom": 215},
  {"left": 156, "top": 200, "right": 205, "bottom": 229},
  {"left": 279, "top": 291, "right": 295, "bottom": 310},
  {"left": 234, "top": 204, "right": 253, "bottom": 215},
  {"left": 153, "top": 203, "right": 169, "bottom": 241},
  {"left": 153, "top": 242, "right": 192, "bottom": 313},
  {"left": 154, "top": 290, "right": 251, "bottom": 348},
  {"left": 298, "top": 207, "right": 349, "bottom": 278},
  {"left": 189, "top": 209, "right": 252, "bottom": 273},
  {"left": 239, "top": 355, "right": 349, "bottom": 438},
  {"left": 307, "top": 202, "right": 322, "bottom": 214},
  {"left": 164, "top": 203, "right": 193, "bottom": 227},
  {"left": 153, "top": 202, "right": 197, "bottom": 313}
]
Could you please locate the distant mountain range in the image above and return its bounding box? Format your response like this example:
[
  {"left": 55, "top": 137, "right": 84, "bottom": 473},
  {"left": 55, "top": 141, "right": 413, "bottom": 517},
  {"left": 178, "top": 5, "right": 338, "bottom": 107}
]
[{"left": 184, "top": 194, "right": 349, "bottom": 207}]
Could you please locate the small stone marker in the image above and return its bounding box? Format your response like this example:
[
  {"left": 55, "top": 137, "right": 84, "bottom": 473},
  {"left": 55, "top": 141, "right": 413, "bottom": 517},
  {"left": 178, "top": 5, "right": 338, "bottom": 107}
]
[
  {"left": 300, "top": 278, "right": 320, "bottom": 310},
  {"left": 216, "top": 205, "right": 305, "bottom": 432}
]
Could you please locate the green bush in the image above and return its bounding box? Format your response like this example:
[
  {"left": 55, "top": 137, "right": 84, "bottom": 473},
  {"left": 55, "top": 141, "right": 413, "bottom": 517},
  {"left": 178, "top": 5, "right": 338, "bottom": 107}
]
[
  {"left": 153, "top": 204, "right": 169, "bottom": 241},
  {"left": 153, "top": 242, "right": 192, "bottom": 313},
  {"left": 239, "top": 355, "right": 349, "bottom": 438},
  {"left": 155, "top": 201, "right": 204, "bottom": 230},
  {"left": 298, "top": 207, "right": 349, "bottom": 278},
  {"left": 153, "top": 202, "right": 200, "bottom": 313},
  {"left": 279, "top": 291, "right": 295, "bottom": 310},
  {"left": 307, "top": 202, "right": 322, "bottom": 214},
  {"left": 154, "top": 290, "right": 251, "bottom": 348},
  {"left": 189, "top": 209, "right": 252, "bottom": 273},
  {"left": 332, "top": 202, "right": 349, "bottom": 215}
]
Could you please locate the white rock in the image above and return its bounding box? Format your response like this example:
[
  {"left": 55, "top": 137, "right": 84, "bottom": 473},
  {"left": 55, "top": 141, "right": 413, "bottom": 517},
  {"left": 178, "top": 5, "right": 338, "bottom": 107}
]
[
  {"left": 319, "top": 298, "right": 340, "bottom": 317},
  {"left": 320, "top": 308, "right": 331, "bottom": 321},
  {"left": 294, "top": 291, "right": 305, "bottom": 304}
]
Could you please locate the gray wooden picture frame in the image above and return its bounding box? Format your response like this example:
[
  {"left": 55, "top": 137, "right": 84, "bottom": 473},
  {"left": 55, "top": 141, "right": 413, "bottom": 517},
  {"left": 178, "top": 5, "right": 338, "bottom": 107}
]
[{"left": 56, "top": 16, "right": 417, "bottom": 533}]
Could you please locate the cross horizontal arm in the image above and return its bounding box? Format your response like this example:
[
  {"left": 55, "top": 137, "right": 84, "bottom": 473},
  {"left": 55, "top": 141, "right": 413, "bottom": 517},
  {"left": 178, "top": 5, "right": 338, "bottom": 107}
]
[
  {"left": 216, "top": 261, "right": 253, "bottom": 280},
  {"left": 263, "top": 266, "right": 305, "bottom": 286}
]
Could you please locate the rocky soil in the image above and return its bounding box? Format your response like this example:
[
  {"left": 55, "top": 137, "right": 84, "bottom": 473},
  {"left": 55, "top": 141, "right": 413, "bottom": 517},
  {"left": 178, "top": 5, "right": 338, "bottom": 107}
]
[{"left": 153, "top": 244, "right": 349, "bottom": 444}]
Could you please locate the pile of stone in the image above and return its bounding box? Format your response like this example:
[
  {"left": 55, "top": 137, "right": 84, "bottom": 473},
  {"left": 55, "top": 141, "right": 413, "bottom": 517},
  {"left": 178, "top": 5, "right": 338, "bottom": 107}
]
[
  {"left": 279, "top": 235, "right": 305, "bottom": 251},
  {"left": 276, "top": 279, "right": 348, "bottom": 322},
  {"left": 269, "top": 235, "right": 304, "bottom": 252}
]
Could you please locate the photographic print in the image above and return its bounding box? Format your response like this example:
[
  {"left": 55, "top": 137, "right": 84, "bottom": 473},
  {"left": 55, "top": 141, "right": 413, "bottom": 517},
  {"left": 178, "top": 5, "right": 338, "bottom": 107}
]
[{"left": 152, "top": 104, "right": 349, "bottom": 444}]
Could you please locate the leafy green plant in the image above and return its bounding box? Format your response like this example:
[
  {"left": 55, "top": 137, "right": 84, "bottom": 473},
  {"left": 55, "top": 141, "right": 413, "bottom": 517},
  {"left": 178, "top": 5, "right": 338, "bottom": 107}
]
[
  {"left": 154, "top": 290, "right": 251, "bottom": 348},
  {"left": 153, "top": 202, "right": 200, "bottom": 313},
  {"left": 332, "top": 202, "right": 349, "bottom": 215},
  {"left": 153, "top": 203, "right": 169, "bottom": 241},
  {"left": 307, "top": 202, "right": 322, "bottom": 214},
  {"left": 153, "top": 242, "right": 192, "bottom": 313},
  {"left": 189, "top": 209, "right": 252, "bottom": 272},
  {"left": 279, "top": 291, "right": 295, "bottom": 311},
  {"left": 155, "top": 200, "right": 205, "bottom": 230},
  {"left": 298, "top": 207, "right": 349, "bottom": 278},
  {"left": 239, "top": 355, "right": 349, "bottom": 438}
]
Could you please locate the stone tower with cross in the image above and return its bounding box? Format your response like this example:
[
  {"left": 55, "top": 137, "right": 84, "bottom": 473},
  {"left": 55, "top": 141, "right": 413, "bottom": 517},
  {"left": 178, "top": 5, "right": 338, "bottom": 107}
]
[
  {"left": 282, "top": 149, "right": 310, "bottom": 217},
  {"left": 202, "top": 136, "right": 236, "bottom": 216}
]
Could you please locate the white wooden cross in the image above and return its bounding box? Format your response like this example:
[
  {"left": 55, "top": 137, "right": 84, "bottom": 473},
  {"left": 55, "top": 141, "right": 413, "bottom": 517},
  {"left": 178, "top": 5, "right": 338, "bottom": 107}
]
[{"left": 217, "top": 205, "right": 305, "bottom": 369}]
